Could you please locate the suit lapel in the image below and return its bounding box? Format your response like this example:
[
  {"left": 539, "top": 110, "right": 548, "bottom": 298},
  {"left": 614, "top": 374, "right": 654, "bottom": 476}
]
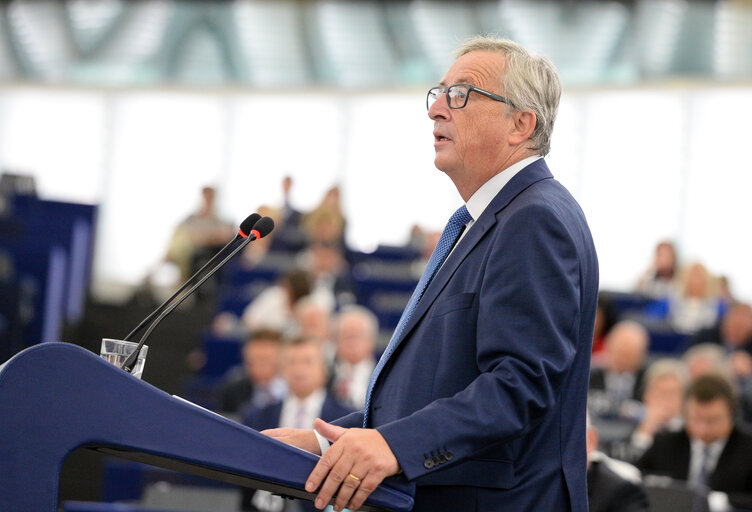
[
  {"left": 385, "top": 160, "right": 555, "bottom": 359},
  {"left": 709, "top": 427, "right": 739, "bottom": 486}
]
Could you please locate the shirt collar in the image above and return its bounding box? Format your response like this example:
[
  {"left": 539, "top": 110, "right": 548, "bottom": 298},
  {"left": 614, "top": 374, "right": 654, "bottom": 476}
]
[
  {"left": 288, "top": 387, "right": 326, "bottom": 410},
  {"left": 690, "top": 436, "right": 728, "bottom": 455},
  {"left": 465, "top": 155, "right": 542, "bottom": 222}
]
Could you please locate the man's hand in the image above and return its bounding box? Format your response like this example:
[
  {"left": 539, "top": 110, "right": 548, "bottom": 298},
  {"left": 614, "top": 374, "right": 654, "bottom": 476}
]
[
  {"left": 262, "top": 428, "right": 322, "bottom": 455},
  {"left": 306, "top": 418, "right": 400, "bottom": 512}
]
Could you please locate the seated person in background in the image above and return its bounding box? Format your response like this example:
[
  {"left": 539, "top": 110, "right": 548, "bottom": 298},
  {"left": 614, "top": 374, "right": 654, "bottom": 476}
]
[
  {"left": 592, "top": 295, "right": 618, "bottom": 360},
  {"left": 166, "top": 186, "right": 234, "bottom": 283},
  {"left": 670, "top": 262, "right": 720, "bottom": 335},
  {"left": 636, "top": 240, "right": 679, "bottom": 298},
  {"left": 215, "top": 330, "right": 287, "bottom": 415},
  {"left": 619, "top": 358, "right": 687, "bottom": 462},
  {"left": 636, "top": 374, "right": 752, "bottom": 511},
  {"left": 330, "top": 306, "right": 379, "bottom": 409},
  {"left": 242, "top": 270, "right": 311, "bottom": 333},
  {"left": 241, "top": 336, "right": 353, "bottom": 512},
  {"left": 302, "top": 185, "right": 346, "bottom": 248},
  {"left": 292, "top": 297, "right": 335, "bottom": 365},
  {"left": 689, "top": 304, "right": 752, "bottom": 419},
  {"left": 587, "top": 412, "right": 650, "bottom": 512},
  {"left": 691, "top": 302, "right": 752, "bottom": 357},
  {"left": 683, "top": 344, "right": 731, "bottom": 382},
  {"left": 268, "top": 176, "right": 307, "bottom": 253},
  {"left": 589, "top": 321, "right": 649, "bottom": 420},
  {"left": 299, "top": 240, "right": 357, "bottom": 310}
]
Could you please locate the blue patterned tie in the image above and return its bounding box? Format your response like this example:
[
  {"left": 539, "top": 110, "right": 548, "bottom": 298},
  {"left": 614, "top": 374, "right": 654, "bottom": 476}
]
[{"left": 363, "top": 205, "right": 473, "bottom": 427}]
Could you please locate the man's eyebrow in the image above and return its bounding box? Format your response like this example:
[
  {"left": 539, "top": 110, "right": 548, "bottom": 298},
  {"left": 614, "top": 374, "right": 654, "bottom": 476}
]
[{"left": 439, "top": 77, "right": 476, "bottom": 87}]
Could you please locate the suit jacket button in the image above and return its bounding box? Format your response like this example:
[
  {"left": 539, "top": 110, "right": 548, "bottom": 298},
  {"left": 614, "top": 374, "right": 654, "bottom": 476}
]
[
  {"left": 424, "top": 459, "right": 434, "bottom": 469},
  {"left": 446, "top": 451, "right": 454, "bottom": 461},
  {"left": 438, "top": 454, "right": 447, "bottom": 464}
]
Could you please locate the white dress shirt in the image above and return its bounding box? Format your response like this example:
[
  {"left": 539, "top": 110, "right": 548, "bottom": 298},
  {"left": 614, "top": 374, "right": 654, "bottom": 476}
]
[
  {"left": 280, "top": 388, "right": 326, "bottom": 430},
  {"left": 333, "top": 358, "right": 377, "bottom": 409},
  {"left": 688, "top": 437, "right": 727, "bottom": 486}
]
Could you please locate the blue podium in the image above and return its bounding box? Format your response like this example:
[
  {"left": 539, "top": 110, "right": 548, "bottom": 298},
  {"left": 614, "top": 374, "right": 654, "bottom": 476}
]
[{"left": 0, "top": 343, "right": 414, "bottom": 511}]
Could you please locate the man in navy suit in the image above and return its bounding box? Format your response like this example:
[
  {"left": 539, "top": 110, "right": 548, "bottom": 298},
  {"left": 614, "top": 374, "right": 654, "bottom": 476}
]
[{"left": 265, "top": 36, "right": 599, "bottom": 512}]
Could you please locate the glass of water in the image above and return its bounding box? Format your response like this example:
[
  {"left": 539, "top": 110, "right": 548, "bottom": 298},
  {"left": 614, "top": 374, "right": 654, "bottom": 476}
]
[{"left": 100, "top": 338, "right": 148, "bottom": 379}]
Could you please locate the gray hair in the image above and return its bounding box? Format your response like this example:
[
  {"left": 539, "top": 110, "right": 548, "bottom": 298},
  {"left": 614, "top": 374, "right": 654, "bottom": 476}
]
[
  {"left": 336, "top": 305, "right": 379, "bottom": 341},
  {"left": 644, "top": 358, "right": 689, "bottom": 391},
  {"left": 456, "top": 36, "right": 561, "bottom": 156}
]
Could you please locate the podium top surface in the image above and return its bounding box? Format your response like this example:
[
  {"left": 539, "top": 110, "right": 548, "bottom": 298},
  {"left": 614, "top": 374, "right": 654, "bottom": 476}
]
[{"left": 0, "top": 342, "right": 414, "bottom": 512}]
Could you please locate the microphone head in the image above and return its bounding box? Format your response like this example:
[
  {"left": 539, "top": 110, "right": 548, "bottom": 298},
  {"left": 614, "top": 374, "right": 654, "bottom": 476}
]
[
  {"left": 238, "top": 213, "right": 262, "bottom": 238},
  {"left": 250, "top": 216, "right": 275, "bottom": 239}
]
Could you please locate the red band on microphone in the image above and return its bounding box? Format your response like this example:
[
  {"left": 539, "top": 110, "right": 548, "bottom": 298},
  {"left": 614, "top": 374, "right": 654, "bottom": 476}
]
[
  {"left": 238, "top": 228, "right": 249, "bottom": 238},
  {"left": 250, "top": 229, "right": 261, "bottom": 239}
]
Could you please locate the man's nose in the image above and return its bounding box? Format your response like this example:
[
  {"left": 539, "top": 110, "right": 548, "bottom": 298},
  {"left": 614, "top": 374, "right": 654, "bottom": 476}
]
[{"left": 428, "top": 92, "right": 450, "bottom": 121}]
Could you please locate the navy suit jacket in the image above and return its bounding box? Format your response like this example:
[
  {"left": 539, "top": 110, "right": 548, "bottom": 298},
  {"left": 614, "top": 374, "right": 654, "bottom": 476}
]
[{"left": 334, "top": 159, "right": 599, "bottom": 512}]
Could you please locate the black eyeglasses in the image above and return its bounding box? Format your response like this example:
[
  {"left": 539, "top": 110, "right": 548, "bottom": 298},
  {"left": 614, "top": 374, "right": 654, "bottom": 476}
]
[{"left": 426, "top": 84, "right": 515, "bottom": 111}]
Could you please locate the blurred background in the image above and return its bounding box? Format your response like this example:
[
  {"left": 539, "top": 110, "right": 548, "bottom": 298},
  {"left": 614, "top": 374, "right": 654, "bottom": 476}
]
[{"left": 2, "top": 0, "right": 752, "bottom": 511}]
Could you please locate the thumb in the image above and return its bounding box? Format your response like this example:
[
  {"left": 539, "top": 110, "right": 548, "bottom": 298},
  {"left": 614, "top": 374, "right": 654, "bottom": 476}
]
[{"left": 313, "top": 418, "right": 347, "bottom": 443}]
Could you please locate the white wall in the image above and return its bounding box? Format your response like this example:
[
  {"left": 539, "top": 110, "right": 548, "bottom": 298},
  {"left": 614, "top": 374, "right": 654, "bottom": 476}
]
[{"left": 1, "top": 84, "right": 750, "bottom": 301}]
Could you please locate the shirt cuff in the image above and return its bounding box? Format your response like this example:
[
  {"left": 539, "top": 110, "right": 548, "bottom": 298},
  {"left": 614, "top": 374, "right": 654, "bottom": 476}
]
[{"left": 314, "top": 429, "right": 331, "bottom": 455}]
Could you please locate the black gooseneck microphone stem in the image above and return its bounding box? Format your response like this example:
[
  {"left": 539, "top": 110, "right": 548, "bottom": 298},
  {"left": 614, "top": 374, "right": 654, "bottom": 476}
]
[
  {"left": 120, "top": 233, "right": 257, "bottom": 372},
  {"left": 121, "top": 234, "right": 241, "bottom": 343}
]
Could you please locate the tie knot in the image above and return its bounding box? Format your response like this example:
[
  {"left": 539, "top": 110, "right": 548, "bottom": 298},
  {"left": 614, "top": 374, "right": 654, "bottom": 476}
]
[{"left": 449, "top": 205, "right": 472, "bottom": 228}]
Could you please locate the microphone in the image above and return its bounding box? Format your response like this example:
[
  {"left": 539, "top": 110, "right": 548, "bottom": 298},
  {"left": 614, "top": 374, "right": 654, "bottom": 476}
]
[
  {"left": 122, "top": 213, "right": 261, "bottom": 342},
  {"left": 121, "top": 216, "right": 275, "bottom": 373}
]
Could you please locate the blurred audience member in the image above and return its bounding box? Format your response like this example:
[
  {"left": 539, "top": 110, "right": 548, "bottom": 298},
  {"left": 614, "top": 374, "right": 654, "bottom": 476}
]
[
  {"left": 626, "top": 359, "right": 688, "bottom": 460},
  {"left": 241, "top": 337, "right": 352, "bottom": 512},
  {"left": 670, "top": 262, "right": 720, "bottom": 334},
  {"left": 691, "top": 302, "right": 752, "bottom": 356},
  {"left": 590, "top": 321, "right": 649, "bottom": 420},
  {"left": 166, "top": 186, "right": 234, "bottom": 282},
  {"left": 587, "top": 412, "right": 650, "bottom": 512},
  {"left": 303, "top": 185, "right": 346, "bottom": 247},
  {"left": 242, "top": 270, "right": 311, "bottom": 333},
  {"left": 718, "top": 276, "right": 735, "bottom": 306},
  {"left": 292, "top": 297, "right": 335, "bottom": 363},
  {"left": 593, "top": 295, "right": 619, "bottom": 359},
  {"left": 636, "top": 240, "right": 678, "bottom": 298},
  {"left": 268, "top": 176, "right": 307, "bottom": 253},
  {"left": 330, "top": 306, "right": 379, "bottom": 409},
  {"left": 216, "top": 330, "right": 286, "bottom": 414},
  {"left": 299, "top": 240, "right": 357, "bottom": 310},
  {"left": 637, "top": 374, "right": 752, "bottom": 511},
  {"left": 683, "top": 344, "right": 731, "bottom": 382}
]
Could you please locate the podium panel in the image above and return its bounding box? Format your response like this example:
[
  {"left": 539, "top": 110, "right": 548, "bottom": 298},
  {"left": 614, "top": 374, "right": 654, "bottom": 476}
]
[{"left": 0, "top": 343, "right": 414, "bottom": 511}]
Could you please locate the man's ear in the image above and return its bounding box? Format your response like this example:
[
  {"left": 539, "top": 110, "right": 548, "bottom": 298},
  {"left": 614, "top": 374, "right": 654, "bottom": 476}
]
[{"left": 508, "top": 110, "right": 537, "bottom": 146}]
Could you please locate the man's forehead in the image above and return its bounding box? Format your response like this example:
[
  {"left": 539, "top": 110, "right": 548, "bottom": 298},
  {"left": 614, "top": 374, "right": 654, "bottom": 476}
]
[{"left": 440, "top": 51, "right": 504, "bottom": 86}]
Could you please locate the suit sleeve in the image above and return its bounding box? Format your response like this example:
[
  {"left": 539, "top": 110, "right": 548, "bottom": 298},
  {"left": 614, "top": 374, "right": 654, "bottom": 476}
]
[
  {"left": 377, "top": 202, "right": 583, "bottom": 480},
  {"left": 331, "top": 410, "right": 364, "bottom": 429}
]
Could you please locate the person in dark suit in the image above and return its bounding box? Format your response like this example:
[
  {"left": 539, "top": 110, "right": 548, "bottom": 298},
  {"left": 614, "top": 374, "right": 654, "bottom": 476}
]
[
  {"left": 589, "top": 320, "right": 649, "bottom": 421},
  {"left": 241, "top": 336, "right": 352, "bottom": 511},
  {"left": 587, "top": 412, "right": 650, "bottom": 512},
  {"left": 264, "top": 36, "right": 599, "bottom": 512},
  {"left": 215, "top": 329, "right": 286, "bottom": 414},
  {"left": 637, "top": 374, "right": 752, "bottom": 510}
]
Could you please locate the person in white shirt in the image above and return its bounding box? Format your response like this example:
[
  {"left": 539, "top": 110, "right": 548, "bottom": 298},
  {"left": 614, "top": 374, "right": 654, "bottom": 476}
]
[
  {"left": 242, "top": 337, "right": 353, "bottom": 512},
  {"left": 330, "top": 306, "right": 379, "bottom": 409},
  {"left": 637, "top": 374, "right": 752, "bottom": 511}
]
